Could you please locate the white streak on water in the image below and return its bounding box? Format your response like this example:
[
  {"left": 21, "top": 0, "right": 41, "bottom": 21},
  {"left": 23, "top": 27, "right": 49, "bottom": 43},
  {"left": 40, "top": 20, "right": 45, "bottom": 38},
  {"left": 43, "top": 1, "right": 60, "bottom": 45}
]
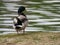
[
  {"left": 0, "top": 18, "right": 11, "bottom": 19},
  {"left": 36, "top": 22, "right": 60, "bottom": 25},
  {"left": 25, "top": 1, "right": 41, "bottom": 4},
  {"left": 4, "top": 3, "right": 27, "bottom": 12},
  {"left": 29, "top": 19, "right": 60, "bottom": 22},
  {"left": 2, "top": 14, "right": 18, "bottom": 17},
  {"left": 0, "top": 27, "right": 41, "bottom": 32},
  {"left": 0, "top": 18, "right": 60, "bottom": 24},
  {"left": 0, "top": 22, "right": 60, "bottom": 26},
  {"left": 0, "top": 24, "right": 13, "bottom": 26},
  {"left": 5, "top": 3, "right": 17, "bottom": 11},
  {"left": 27, "top": 15, "right": 43, "bottom": 19},
  {"left": 52, "top": 4, "right": 60, "bottom": 7},
  {"left": 43, "top": 1, "right": 60, "bottom": 3},
  {"left": 2, "top": 0, "right": 21, "bottom": 2},
  {"left": 27, "top": 9, "right": 60, "bottom": 17}
]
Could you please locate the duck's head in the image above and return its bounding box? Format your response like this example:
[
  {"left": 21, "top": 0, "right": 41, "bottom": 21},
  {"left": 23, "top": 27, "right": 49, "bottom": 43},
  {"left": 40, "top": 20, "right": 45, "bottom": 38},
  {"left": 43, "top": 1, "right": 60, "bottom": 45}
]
[{"left": 18, "top": 6, "right": 26, "bottom": 15}]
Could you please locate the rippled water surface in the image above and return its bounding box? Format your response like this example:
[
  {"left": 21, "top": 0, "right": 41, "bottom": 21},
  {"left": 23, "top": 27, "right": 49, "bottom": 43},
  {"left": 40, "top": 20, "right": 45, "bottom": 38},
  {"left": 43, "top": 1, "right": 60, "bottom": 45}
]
[{"left": 0, "top": 0, "right": 60, "bottom": 34}]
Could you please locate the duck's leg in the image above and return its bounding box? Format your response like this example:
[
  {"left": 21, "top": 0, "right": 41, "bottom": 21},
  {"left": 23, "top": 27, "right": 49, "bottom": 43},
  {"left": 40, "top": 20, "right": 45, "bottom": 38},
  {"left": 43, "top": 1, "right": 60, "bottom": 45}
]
[
  {"left": 23, "top": 28, "right": 25, "bottom": 34},
  {"left": 18, "top": 28, "right": 22, "bottom": 34},
  {"left": 15, "top": 29, "right": 19, "bottom": 34},
  {"left": 22, "top": 21, "right": 28, "bottom": 34}
]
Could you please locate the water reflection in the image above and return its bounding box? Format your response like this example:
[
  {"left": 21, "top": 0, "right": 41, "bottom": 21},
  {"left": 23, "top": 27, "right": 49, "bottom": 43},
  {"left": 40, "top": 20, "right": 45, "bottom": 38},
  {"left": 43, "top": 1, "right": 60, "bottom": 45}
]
[{"left": 0, "top": 0, "right": 60, "bottom": 34}]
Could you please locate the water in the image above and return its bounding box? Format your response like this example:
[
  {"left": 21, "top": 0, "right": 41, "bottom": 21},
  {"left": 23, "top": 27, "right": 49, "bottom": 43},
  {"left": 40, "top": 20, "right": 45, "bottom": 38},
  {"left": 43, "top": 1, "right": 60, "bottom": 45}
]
[{"left": 0, "top": 0, "right": 60, "bottom": 34}]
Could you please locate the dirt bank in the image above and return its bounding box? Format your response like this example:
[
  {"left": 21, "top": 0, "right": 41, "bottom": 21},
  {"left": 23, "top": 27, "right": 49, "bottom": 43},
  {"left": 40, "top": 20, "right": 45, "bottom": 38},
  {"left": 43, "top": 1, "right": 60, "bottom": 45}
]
[{"left": 0, "top": 31, "right": 60, "bottom": 45}]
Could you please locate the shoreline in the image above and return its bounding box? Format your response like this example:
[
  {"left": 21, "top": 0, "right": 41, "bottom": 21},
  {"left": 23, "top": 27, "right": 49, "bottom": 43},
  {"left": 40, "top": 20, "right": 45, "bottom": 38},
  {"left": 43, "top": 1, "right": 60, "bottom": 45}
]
[
  {"left": 0, "top": 30, "right": 60, "bottom": 35},
  {"left": 0, "top": 31, "right": 60, "bottom": 45}
]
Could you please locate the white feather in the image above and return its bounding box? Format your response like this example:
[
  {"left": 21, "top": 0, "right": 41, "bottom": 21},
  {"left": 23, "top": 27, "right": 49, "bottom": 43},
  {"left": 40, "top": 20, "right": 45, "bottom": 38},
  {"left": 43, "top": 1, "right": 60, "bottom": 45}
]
[
  {"left": 16, "top": 25, "right": 22, "bottom": 27},
  {"left": 14, "top": 18, "right": 17, "bottom": 23}
]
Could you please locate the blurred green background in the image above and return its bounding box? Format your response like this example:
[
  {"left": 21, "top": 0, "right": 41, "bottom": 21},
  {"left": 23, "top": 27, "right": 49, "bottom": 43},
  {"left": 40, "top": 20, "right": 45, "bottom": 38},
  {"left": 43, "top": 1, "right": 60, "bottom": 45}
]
[{"left": 0, "top": 0, "right": 60, "bottom": 34}]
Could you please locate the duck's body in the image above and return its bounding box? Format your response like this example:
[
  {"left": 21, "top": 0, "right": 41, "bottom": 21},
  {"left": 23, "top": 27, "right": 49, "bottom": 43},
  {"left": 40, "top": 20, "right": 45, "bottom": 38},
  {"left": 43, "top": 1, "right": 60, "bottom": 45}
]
[
  {"left": 13, "top": 6, "right": 28, "bottom": 34},
  {"left": 13, "top": 14, "right": 28, "bottom": 34}
]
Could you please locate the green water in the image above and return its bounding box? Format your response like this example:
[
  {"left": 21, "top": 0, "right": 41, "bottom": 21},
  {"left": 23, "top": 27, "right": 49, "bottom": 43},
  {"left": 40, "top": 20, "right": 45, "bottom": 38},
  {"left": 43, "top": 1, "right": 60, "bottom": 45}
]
[{"left": 0, "top": 0, "right": 60, "bottom": 33}]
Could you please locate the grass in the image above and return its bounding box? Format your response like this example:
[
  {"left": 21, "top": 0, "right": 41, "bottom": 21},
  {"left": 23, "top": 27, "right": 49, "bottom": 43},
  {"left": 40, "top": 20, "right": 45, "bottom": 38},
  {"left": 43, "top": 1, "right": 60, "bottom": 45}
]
[{"left": 0, "top": 31, "right": 60, "bottom": 45}]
